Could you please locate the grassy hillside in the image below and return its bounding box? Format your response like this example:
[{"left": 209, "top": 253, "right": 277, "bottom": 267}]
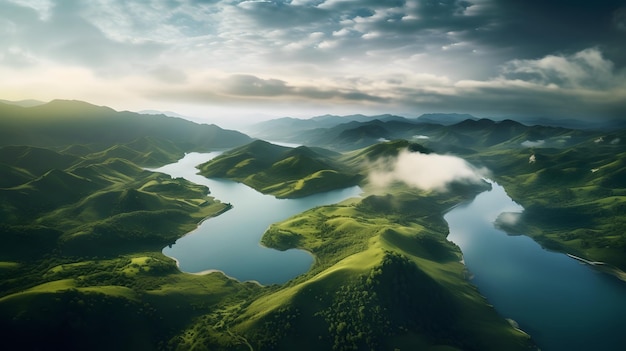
[
  {"left": 176, "top": 183, "right": 533, "bottom": 351},
  {"left": 250, "top": 116, "right": 626, "bottom": 274},
  {"left": 0, "top": 100, "right": 252, "bottom": 152},
  {"left": 0, "top": 136, "right": 540, "bottom": 350},
  {"left": 0, "top": 143, "right": 251, "bottom": 350},
  {"left": 0, "top": 144, "right": 230, "bottom": 260},
  {"left": 467, "top": 133, "right": 626, "bottom": 272},
  {"left": 198, "top": 140, "right": 361, "bottom": 198}
]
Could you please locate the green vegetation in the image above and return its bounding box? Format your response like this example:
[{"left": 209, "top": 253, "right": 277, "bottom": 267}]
[
  {"left": 0, "top": 129, "right": 537, "bottom": 350},
  {"left": 218, "top": 183, "right": 533, "bottom": 351},
  {"left": 13, "top": 103, "right": 624, "bottom": 350},
  {"left": 467, "top": 135, "right": 626, "bottom": 272},
  {"left": 198, "top": 140, "right": 361, "bottom": 198},
  {"left": 0, "top": 142, "right": 258, "bottom": 350},
  {"left": 257, "top": 112, "right": 626, "bottom": 273},
  {"left": 0, "top": 99, "right": 252, "bottom": 154}
]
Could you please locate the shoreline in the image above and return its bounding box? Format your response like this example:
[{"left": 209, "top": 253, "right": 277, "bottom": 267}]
[{"left": 567, "top": 254, "right": 626, "bottom": 282}]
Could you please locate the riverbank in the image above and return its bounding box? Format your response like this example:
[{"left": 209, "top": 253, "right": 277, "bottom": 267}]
[{"left": 445, "top": 180, "right": 626, "bottom": 351}]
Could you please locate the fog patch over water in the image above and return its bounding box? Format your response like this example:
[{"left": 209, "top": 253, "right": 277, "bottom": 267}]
[{"left": 368, "top": 149, "right": 490, "bottom": 191}]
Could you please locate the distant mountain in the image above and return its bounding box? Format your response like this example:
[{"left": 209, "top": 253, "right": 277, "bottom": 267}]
[
  {"left": 0, "top": 100, "right": 252, "bottom": 151},
  {"left": 509, "top": 116, "right": 626, "bottom": 130},
  {"left": 246, "top": 113, "right": 412, "bottom": 140},
  {"left": 198, "top": 140, "right": 360, "bottom": 198},
  {"left": 137, "top": 109, "right": 189, "bottom": 119},
  {"left": 416, "top": 113, "right": 478, "bottom": 125},
  {"left": 262, "top": 115, "right": 605, "bottom": 153},
  {"left": 0, "top": 99, "right": 47, "bottom": 107}
]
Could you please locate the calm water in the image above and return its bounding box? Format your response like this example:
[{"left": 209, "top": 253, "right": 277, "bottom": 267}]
[
  {"left": 445, "top": 180, "right": 626, "bottom": 351},
  {"left": 151, "top": 152, "right": 361, "bottom": 285}
]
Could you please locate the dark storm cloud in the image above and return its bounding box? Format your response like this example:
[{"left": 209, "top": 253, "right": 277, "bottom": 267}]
[
  {"left": 148, "top": 73, "right": 388, "bottom": 104},
  {"left": 221, "top": 74, "right": 387, "bottom": 102},
  {"left": 393, "top": 48, "right": 626, "bottom": 120},
  {"left": 463, "top": 0, "right": 626, "bottom": 66}
]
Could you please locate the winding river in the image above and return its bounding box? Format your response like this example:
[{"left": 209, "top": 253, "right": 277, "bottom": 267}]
[
  {"left": 153, "top": 152, "right": 626, "bottom": 350},
  {"left": 445, "top": 180, "right": 626, "bottom": 351},
  {"left": 151, "top": 151, "right": 362, "bottom": 285}
]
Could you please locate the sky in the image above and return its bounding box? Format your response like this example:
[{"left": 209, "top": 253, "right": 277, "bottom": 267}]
[{"left": 1, "top": 0, "right": 625, "bottom": 127}]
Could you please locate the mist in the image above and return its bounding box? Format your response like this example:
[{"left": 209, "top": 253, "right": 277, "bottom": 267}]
[{"left": 368, "top": 149, "right": 490, "bottom": 192}]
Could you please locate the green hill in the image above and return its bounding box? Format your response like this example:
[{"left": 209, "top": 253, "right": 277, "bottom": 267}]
[
  {"left": 174, "top": 182, "right": 532, "bottom": 351},
  {"left": 0, "top": 143, "right": 230, "bottom": 259},
  {"left": 470, "top": 141, "right": 626, "bottom": 271},
  {"left": 0, "top": 145, "right": 80, "bottom": 176},
  {"left": 6, "top": 105, "right": 623, "bottom": 350},
  {"left": 198, "top": 140, "right": 360, "bottom": 198},
  {"left": 0, "top": 100, "right": 252, "bottom": 152}
]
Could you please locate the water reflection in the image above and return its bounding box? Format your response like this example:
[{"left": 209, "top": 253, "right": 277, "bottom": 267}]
[
  {"left": 445, "top": 180, "right": 626, "bottom": 351},
  {"left": 151, "top": 152, "right": 361, "bottom": 285}
]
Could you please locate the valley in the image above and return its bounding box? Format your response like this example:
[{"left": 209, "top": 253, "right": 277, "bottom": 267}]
[{"left": 1, "top": 100, "right": 625, "bottom": 350}]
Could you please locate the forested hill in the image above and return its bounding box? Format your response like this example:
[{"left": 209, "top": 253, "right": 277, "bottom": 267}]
[{"left": 0, "top": 99, "right": 252, "bottom": 151}]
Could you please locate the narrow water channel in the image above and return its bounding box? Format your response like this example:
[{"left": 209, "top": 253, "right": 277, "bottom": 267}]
[
  {"left": 151, "top": 152, "right": 362, "bottom": 285},
  {"left": 445, "top": 180, "right": 626, "bottom": 351}
]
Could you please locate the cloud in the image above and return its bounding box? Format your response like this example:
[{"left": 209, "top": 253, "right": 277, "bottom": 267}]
[
  {"left": 497, "top": 212, "right": 522, "bottom": 226},
  {"left": 0, "top": 1, "right": 164, "bottom": 74},
  {"left": 395, "top": 48, "right": 626, "bottom": 120},
  {"left": 502, "top": 48, "right": 617, "bottom": 89},
  {"left": 461, "top": 0, "right": 626, "bottom": 68},
  {"left": 521, "top": 140, "right": 545, "bottom": 148},
  {"left": 222, "top": 74, "right": 292, "bottom": 97},
  {"left": 1, "top": 0, "right": 625, "bottom": 122},
  {"left": 368, "top": 149, "right": 489, "bottom": 191},
  {"left": 145, "top": 73, "right": 389, "bottom": 106}
]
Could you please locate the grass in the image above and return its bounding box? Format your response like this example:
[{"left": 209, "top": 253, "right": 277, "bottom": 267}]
[
  {"left": 235, "top": 184, "right": 533, "bottom": 351},
  {"left": 471, "top": 143, "right": 626, "bottom": 271},
  {"left": 0, "top": 137, "right": 546, "bottom": 350},
  {"left": 198, "top": 140, "right": 361, "bottom": 198}
]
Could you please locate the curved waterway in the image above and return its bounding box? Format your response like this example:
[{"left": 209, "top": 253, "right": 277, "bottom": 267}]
[
  {"left": 445, "top": 180, "right": 626, "bottom": 351},
  {"left": 151, "top": 152, "right": 362, "bottom": 285}
]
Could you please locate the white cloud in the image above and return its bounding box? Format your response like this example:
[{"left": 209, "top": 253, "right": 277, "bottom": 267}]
[
  {"left": 497, "top": 212, "right": 521, "bottom": 226},
  {"left": 502, "top": 48, "right": 617, "bottom": 89},
  {"left": 368, "top": 149, "right": 489, "bottom": 192},
  {"left": 521, "top": 140, "right": 545, "bottom": 147}
]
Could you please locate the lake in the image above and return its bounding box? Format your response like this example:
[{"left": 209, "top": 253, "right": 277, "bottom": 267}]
[
  {"left": 445, "top": 180, "right": 626, "bottom": 351},
  {"left": 151, "top": 151, "right": 362, "bottom": 285}
]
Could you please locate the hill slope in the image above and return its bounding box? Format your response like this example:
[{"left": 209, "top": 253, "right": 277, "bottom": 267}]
[
  {"left": 0, "top": 100, "right": 252, "bottom": 152},
  {"left": 198, "top": 140, "right": 361, "bottom": 198}
]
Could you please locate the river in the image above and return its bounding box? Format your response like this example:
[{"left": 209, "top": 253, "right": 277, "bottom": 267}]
[
  {"left": 150, "top": 151, "right": 362, "bottom": 285},
  {"left": 445, "top": 180, "right": 626, "bottom": 351},
  {"left": 153, "top": 152, "right": 626, "bottom": 350}
]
